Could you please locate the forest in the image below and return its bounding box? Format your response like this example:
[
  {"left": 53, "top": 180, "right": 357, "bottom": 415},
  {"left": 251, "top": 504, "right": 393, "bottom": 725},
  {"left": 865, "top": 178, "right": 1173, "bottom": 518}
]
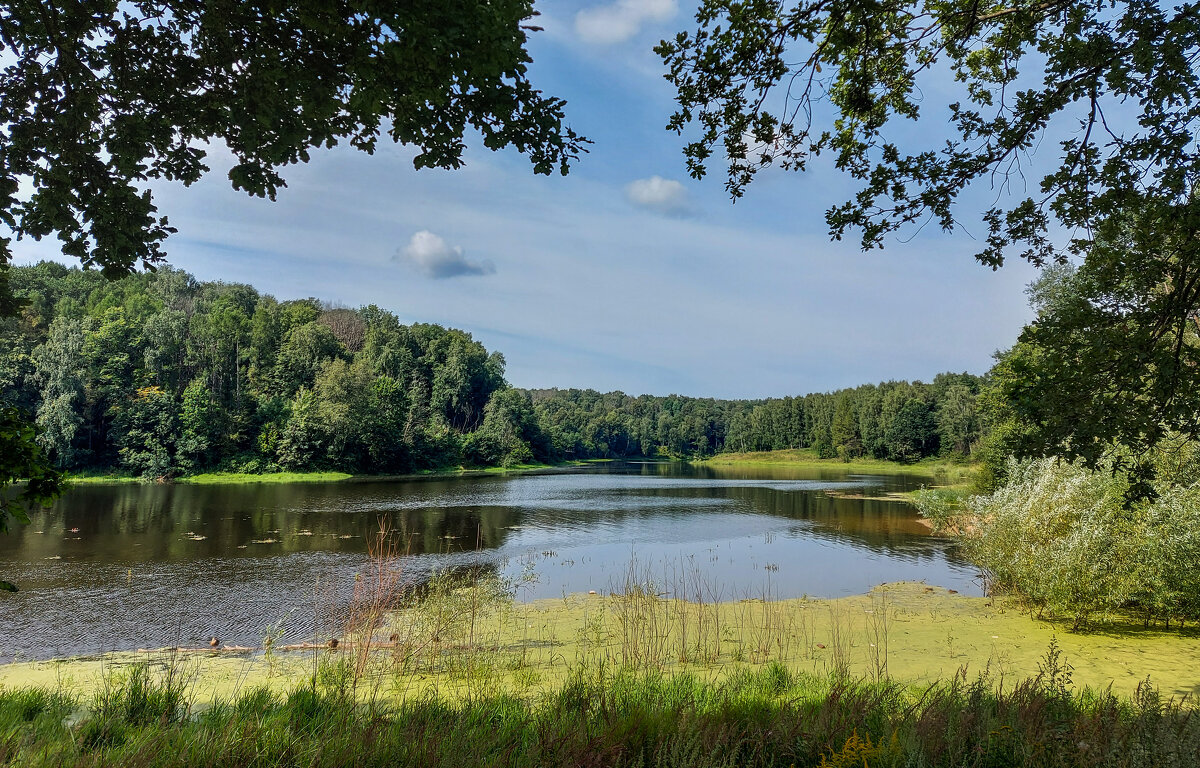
[{"left": 2, "top": 262, "right": 985, "bottom": 479}]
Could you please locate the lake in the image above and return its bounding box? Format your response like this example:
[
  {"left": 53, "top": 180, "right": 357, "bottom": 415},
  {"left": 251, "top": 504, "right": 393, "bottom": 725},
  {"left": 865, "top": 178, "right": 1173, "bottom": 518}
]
[{"left": 0, "top": 462, "right": 979, "bottom": 660}]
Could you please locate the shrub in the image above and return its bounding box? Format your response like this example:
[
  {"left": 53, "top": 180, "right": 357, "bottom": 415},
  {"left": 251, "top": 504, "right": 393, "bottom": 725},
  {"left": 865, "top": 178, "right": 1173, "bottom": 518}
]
[{"left": 952, "top": 453, "right": 1200, "bottom": 627}]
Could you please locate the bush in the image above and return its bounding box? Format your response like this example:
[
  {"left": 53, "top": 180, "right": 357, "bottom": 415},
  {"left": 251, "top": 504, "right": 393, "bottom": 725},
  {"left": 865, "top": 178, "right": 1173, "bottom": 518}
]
[{"left": 950, "top": 454, "right": 1200, "bottom": 627}]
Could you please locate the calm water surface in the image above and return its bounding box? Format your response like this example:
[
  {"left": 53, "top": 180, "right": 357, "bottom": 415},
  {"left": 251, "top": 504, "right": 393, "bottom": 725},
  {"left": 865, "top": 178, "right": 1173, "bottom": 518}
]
[{"left": 0, "top": 462, "right": 980, "bottom": 659}]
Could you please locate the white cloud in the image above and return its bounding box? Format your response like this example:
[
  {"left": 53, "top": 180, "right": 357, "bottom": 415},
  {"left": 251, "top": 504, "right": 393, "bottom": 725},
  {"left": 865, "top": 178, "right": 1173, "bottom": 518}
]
[
  {"left": 625, "top": 176, "right": 689, "bottom": 215},
  {"left": 396, "top": 230, "right": 495, "bottom": 278},
  {"left": 575, "top": 0, "right": 677, "bottom": 45}
]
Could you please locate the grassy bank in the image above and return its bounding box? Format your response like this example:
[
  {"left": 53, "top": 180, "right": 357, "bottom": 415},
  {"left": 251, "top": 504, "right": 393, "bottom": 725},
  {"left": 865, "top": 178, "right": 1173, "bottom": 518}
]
[
  {"left": 698, "top": 449, "right": 977, "bottom": 488},
  {"left": 64, "top": 460, "right": 614, "bottom": 487}
]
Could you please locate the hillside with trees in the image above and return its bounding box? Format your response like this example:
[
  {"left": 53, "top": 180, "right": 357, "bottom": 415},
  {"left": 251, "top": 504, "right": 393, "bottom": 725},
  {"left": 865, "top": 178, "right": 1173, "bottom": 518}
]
[
  {"left": 527, "top": 371, "right": 983, "bottom": 464},
  {"left": 2, "top": 263, "right": 986, "bottom": 479}
]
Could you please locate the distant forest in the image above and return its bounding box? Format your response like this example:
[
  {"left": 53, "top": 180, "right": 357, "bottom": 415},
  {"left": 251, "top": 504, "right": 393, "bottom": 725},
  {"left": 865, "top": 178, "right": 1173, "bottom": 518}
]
[{"left": 1, "top": 263, "right": 986, "bottom": 478}]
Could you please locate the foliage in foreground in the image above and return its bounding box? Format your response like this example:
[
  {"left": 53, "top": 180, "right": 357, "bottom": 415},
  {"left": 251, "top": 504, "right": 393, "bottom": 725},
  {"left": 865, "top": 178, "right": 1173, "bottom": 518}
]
[
  {"left": 2, "top": 655, "right": 1199, "bottom": 768},
  {"left": 916, "top": 446, "right": 1200, "bottom": 627},
  {"left": 2, "top": 652, "right": 1200, "bottom": 768}
]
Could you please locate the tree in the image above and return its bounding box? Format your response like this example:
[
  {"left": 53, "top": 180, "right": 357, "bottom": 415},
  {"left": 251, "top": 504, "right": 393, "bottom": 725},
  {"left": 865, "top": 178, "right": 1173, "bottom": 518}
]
[
  {"left": 467, "top": 388, "right": 548, "bottom": 467},
  {"left": 142, "top": 309, "right": 189, "bottom": 394},
  {"left": 660, "top": 1, "right": 1197, "bottom": 266},
  {"left": 276, "top": 388, "right": 323, "bottom": 471},
  {"left": 831, "top": 392, "right": 861, "bottom": 460},
  {"left": 659, "top": 1, "right": 1200, "bottom": 470},
  {"left": 309, "top": 358, "right": 375, "bottom": 469},
  {"left": 937, "top": 384, "right": 980, "bottom": 457},
  {"left": 274, "top": 322, "right": 345, "bottom": 397},
  {"left": 364, "top": 375, "right": 411, "bottom": 472},
  {"left": 178, "top": 379, "right": 222, "bottom": 472},
  {"left": 0, "top": 1, "right": 586, "bottom": 283},
  {"left": 318, "top": 309, "right": 367, "bottom": 354},
  {"left": 992, "top": 247, "right": 1200, "bottom": 496},
  {"left": 31, "top": 317, "right": 86, "bottom": 466},
  {"left": 113, "top": 386, "right": 180, "bottom": 479},
  {"left": 881, "top": 387, "right": 936, "bottom": 463}
]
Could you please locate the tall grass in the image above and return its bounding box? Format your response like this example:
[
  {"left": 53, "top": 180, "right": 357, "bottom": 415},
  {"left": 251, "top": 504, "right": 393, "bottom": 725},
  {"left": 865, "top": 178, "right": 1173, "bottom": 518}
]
[{"left": 2, "top": 652, "right": 1197, "bottom": 767}]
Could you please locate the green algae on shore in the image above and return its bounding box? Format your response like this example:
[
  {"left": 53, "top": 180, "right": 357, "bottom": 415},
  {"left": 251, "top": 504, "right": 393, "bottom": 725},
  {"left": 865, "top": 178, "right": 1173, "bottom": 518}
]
[{"left": 3, "top": 583, "right": 1196, "bottom": 705}]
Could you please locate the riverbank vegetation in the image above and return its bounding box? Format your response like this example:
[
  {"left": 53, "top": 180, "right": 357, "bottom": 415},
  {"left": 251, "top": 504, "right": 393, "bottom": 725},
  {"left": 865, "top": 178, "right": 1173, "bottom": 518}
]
[
  {"left": 917, "top": 445, "right": 1200, "bottom": 631},
  {"left": 909, "top": 264, "right": 1200, "bottom": 632},
  {"left": 698, "top": 448, "right": 975, "bottom": 486}
]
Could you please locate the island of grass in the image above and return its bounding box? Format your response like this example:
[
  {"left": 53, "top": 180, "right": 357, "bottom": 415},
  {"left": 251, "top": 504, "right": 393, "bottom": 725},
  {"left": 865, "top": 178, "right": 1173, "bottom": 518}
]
[
  {"left": 63, "top": 459, "right": 621, "bottom": 487},
  {"left": 696, "top": 448, "right": 977, "bottom": 490}
]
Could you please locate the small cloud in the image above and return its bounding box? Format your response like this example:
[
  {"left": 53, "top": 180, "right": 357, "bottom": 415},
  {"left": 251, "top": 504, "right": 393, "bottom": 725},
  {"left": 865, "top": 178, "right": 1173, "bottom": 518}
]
[
  {"left": 575, "top": 0, "right": 677, "bottom": 45},
  {"left": 395, "top": 231, "right": 495, "bottom": 279},
  {"left": 625, "top": 176, "right": 689, "bottom": 216}
]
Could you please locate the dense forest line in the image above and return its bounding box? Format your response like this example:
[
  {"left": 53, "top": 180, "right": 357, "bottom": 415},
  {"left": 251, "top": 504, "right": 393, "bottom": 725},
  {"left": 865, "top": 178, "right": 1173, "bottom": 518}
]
[{"left": 1, "top": 263, "right": 987, "bottom": 478}]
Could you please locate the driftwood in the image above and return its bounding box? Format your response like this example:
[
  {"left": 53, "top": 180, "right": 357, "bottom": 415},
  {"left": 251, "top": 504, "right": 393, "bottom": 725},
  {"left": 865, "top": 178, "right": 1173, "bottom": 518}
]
[
  {"left": 278, "top": 641, "right": 397, "bottom": 651},
  {"left": 133, "top": 638, "right": 519, "bottom": 655},
  {"left": 136, "top": 645, "right": 257, "bottom": 653},
  {"left": 133, "top": 642, "right": 406, "bottom": 654}
]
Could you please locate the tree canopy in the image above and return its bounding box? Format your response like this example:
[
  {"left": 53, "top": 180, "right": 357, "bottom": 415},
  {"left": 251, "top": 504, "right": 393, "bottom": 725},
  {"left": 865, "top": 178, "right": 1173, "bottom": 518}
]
[
  {"left": 2, "top": 263, "right": 987, "bottom": 477},
  {"left": 0, "top": 0, "right": 586, "bottom": 293},
  {"left": 989, "top": 238, "right": 1200, "bottom": 495},
  {"left": 660, "top": 0, "right": 1200, "bottom": 473}
]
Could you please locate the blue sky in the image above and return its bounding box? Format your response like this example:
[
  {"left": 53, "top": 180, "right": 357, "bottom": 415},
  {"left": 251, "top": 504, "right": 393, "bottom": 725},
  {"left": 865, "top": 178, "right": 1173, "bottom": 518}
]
[{"left": 14, "top": 0, "right": 1040, "bottom": 399}]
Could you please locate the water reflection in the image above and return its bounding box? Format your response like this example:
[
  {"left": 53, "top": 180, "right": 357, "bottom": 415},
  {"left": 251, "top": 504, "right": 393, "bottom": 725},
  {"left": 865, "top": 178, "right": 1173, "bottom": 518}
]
[{"left": 0, "top": 462, "right": 979, "bottom": 659}]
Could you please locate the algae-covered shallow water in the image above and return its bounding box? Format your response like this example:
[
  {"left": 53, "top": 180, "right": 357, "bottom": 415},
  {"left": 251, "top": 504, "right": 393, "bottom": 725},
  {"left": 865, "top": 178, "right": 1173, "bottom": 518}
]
[{"left": 0, "top": 461, "right": 979, "bottom": 660}]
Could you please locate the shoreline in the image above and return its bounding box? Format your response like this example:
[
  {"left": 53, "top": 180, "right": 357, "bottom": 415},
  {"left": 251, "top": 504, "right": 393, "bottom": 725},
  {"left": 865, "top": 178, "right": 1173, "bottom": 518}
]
[
  {"left": 61, "top": 450, "right": 977, "bottom": 488},
  {"left": 4, "top": 581, "right": 1197, "bottom": 702},
  {"left": 63, "top": 458, "right": 639, "bottom": 487},
  {"left": 694, "top": 448, "right": 976, "bottom": 476}
]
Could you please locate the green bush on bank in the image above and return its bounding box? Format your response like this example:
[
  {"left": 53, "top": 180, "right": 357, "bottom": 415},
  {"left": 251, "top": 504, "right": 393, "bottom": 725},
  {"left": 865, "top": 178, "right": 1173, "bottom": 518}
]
[{"left": 918, "top": 447, "right": 1200, "bottom": 628}]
